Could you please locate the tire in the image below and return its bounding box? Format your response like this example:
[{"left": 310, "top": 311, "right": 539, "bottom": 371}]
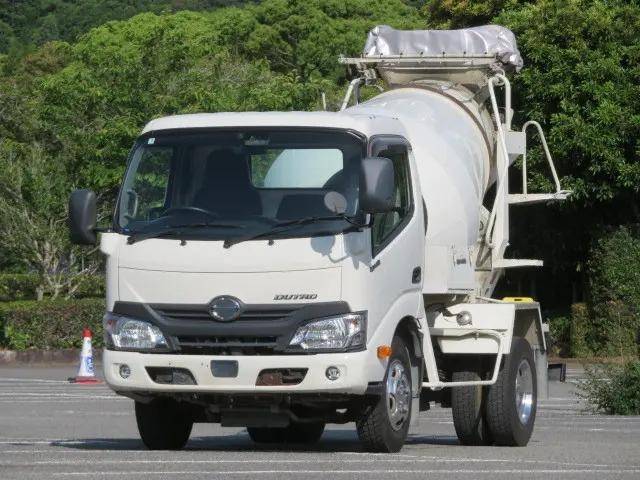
[
  {"left": 247, "top": 422, "right": 325, "bottom": 444},
  {"left": 135, "top": 398, "right": 193, "bottom": 450},
  {"left": 485, "top": 337, "right": 537, "bottom": 446},
  {"left": 451, "top": 362, "right": 493, "bottom": 446},
  {"left": 356, "top": 334, "right": 413, "bottom": 453}
]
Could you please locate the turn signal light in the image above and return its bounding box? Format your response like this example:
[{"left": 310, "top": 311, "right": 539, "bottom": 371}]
[{"left": 377, "top": 345, "right": 392, "bottom": 359}]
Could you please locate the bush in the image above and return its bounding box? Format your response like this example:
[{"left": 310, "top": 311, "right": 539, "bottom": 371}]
[
  {"left": 0, "top": 273, "right": 104, "bottom": 301},
  {"left": 570, "top": 303, "right": 592, "bottom": 358},
  {"left": 546, "top": 311, "right": 570, "bottom": 357},
  {"left": 0, "top": 274, "right": 38, "bottom": 302},
  {"left": 0, "top": 298, "right": 105, "bottom": 349},
  {"left": 579, "top": 360, "right": 640, "bottom": 415},
  {"left": 546, "top": 304, "right": 593, "bottom": 358},
  {"left": 586, "top": 226, "right": 640, "bottom": 356},
  {"left": 74, "top": 275, "right": 106, "bottom": 299}
]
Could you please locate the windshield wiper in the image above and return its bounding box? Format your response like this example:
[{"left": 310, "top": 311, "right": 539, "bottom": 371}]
[
  {"left": 222, "top": 214, "right": 365, "bottom": 249},
  {"left": 127, "top": 222, "right": 244, "bottom": 245}
]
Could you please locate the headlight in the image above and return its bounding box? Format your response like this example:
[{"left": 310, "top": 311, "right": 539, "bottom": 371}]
[
  {"left": 104, "top": 313, "right": 168, "bottom": 351},
  {"left": 289, "top": 312, "right": 366, "bottom": 351}
]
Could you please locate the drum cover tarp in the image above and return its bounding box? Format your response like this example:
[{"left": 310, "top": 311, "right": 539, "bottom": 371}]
[{"left": 363, "top": 25, "right": 523, "bottom": 72}]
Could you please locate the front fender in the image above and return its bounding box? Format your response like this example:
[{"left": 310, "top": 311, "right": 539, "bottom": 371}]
[{"left": 364, "top": 291, "right": 422, "bottom": 382}]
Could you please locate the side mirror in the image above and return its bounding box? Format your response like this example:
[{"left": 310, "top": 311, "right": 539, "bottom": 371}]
[
  {"left": 360, "top": 157, "right": 395, "bottom": 214},
  {"left": 68, "top": 189, "right": 97, "bottom": 245}
]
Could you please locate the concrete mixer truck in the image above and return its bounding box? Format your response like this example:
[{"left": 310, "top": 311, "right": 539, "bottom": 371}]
[{"left": 68, "top": 25, "right": 570, "bottom": 452}]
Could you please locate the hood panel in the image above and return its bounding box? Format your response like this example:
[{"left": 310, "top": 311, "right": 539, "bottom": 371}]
[
  {"left": 118, "top": 267, "right": 341, "bottom": 304},
  {"left": 116, "top": 235, "right": 344, "bottom": 304},
  {"left": 118, "top": 236, "right": 343, "bottom": 272}
]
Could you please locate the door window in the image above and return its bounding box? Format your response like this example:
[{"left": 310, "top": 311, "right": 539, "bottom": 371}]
[{"left": 371, "top": 143, "right": 412, "bottom": 254}]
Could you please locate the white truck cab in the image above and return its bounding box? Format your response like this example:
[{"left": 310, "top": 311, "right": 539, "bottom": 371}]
[{"left": 68, "top": 25, "right": 569, "bottom": 452}]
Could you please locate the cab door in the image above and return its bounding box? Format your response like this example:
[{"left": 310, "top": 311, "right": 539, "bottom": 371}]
[{"left": 366, "top": 136, "right": 426, "bottom": 338}]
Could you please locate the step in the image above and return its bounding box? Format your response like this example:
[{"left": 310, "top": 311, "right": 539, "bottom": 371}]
[
  {"left": 508, "top": 191, "right": 571, "bottom": 205},
  {"left": 493, "top": 259, "right": 544, "bottom": 269}
]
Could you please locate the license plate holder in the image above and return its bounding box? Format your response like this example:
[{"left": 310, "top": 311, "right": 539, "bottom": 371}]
[{"left": 210, "top": 360, "right": 239, "bottom": 378}]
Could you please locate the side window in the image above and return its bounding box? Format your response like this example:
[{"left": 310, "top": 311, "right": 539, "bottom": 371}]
[{"left": 371, "top": 143, "right": 412, "bottom": 254}]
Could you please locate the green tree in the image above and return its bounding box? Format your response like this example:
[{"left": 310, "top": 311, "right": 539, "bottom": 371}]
[
  {"left": 0, "top": 140, "right": 99, "bottom": 299},
  {"left": 0, "top": 1, "right": 249, "bottom": 54},
  {"left": 0, "top": 0, "right": 423, "bottom": 276},
  {"left": 498, "top": 0, "right": 640, "bottom": 206},
  {"left": 586, "top": 227, "right": 640, "bottom": 356},
  {"left": 0, "top": 20, "right": 15, "bottom": 53},
  {"left": 0, "top": 0, "right": 638, "bottom": 333},
  {"left": 493, "top": 0, "right": 640, "bottom": 316}
]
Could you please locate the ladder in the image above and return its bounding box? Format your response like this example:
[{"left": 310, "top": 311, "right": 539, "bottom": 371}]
[{"left": 478, "top": 74, "right": 571, "bottom": 297}]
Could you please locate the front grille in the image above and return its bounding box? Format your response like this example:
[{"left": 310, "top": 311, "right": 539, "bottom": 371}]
[
  {"left": 152, "top": 305, "right": 300, "bottom": 322},
  {"left": 112, "top": 300, "right": 351, "bottom": 356},
  {"left": 176, "top": 335, "right": 279, "bottom": 355}
]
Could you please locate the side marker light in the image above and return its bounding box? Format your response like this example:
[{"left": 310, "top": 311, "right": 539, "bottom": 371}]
[{"left": 377, "top": 345, "right": 392, "bottom": 359}]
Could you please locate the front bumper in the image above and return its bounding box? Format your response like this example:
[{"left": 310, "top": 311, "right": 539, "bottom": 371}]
[{"left": 103, "top": 349, "right": 372, "bottom": 395}]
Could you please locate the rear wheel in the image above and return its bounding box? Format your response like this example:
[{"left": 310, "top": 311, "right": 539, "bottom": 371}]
[
  {"left": 135, "top": 398, "right": 193, "bottom": 450},
  {"left": 247, "top": 422, "right": 325, "bottom": 444},
  {"left": 356, "top": 334, "right": 413, "bottom": 453},
  {"left": 451, "top": 361, "right": 493, "bottom": 446},
  {"left": 485, "top": 337, "right": 537, "bottom": 446}
]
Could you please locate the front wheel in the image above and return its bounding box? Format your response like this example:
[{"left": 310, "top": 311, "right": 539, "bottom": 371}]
[
  {"left": 356, "top": 334, "right": 413, "bottom": 452},
  {"left": 484, "top": 336, "right": 537, "bottom": 446},
  {"left": 135, "top": 399, "right": 193, "bottom": 450}
]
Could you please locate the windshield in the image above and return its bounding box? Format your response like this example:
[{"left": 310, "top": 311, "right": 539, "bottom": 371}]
[{"left": 116, "top": 129, "right": 364, "bottom": 240}]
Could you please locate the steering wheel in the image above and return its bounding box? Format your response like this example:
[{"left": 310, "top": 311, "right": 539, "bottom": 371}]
[{"left": 163, "top": 206, "right": 218, "bottom": 219}]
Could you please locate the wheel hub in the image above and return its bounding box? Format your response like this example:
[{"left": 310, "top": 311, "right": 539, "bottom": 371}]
[
  {"left": 386, "top": 359, "right": 411, "bottom": 431},
  {"left": 515, "top": 359, "right": 534, "bottom": 424}
]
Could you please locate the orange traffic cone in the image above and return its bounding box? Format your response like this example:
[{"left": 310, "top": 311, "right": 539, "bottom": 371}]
[{"left": 69, "top": 328, "right": 101, "bottom": 384}]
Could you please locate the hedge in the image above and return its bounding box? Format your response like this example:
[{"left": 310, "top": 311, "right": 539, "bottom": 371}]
[
  {"left": 586, "top": 226, "right": 640, "bottom": 357},
  {"left": 570, "top": 303, "right": 592, "bottom": 358},
  {"left": 0, "top": 273, "right": 104, "bottom": 302},
  {"left": 0, "top": 298, "right": 105, "bottom": 350},
  {"left": 547, "top": 303, "right": 591, "bottom": 358}
]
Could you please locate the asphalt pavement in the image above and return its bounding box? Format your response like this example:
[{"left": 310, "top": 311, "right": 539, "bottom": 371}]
[{"left": 0, "top": 364, "right": 638, "bottom": 479}]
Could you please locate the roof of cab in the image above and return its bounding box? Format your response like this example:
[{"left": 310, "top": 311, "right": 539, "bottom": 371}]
[{"left": 141, "top": 111, "right": 407, "bottom": 139}]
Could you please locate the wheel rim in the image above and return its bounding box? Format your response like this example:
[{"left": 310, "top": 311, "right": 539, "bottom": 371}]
[
  {"left": 386, "top": 359, "right": 411, "bottom": 431},
  {"left": 515, "top": 359, "right": 534, "bottom": 425}
]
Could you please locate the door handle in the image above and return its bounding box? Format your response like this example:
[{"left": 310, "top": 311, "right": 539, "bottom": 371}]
[{"left": 412, "top": 267, "right": 421, "bottom": 284}]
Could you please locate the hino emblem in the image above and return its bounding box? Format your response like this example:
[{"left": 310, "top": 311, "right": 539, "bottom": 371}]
[
  {"left": 208, "top": 296, "right": 243, "bottom": 322},
  {"left": 273, "top": 294, "right": 318, "bottom": 301}
]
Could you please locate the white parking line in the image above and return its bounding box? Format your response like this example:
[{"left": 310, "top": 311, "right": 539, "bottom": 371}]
[
  {"left": 535, "top": 419, "right": 640, "bottom": 425},
  {"left": 46, "top": 469, "right": 640, "bottom": 476},
  {"left": 0, "top": 439, "right": 124, "bottom": 445},
  {"left": 0, "top": 412, "right": 130, "bottom": 419},
  {"left": 0, "top": 400, "right": 127, "bottom": 404},
  {"left": 0, "top": 377, "right": 73, "bottom": 384},
  {"left": 2, "top": 457, "right": 639, "bottom": 470},
  {"left": 0, "top": 394, "right": 121, "bottom": 400},
  {"left": 0, "top": 386, "right": 108, "bottom": 390},
  {"left": 539, "top": 398, "right": 578, "bottom": 401},
  {"left": 534, "top": 426, "right": 638, "bottom": 432}
]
